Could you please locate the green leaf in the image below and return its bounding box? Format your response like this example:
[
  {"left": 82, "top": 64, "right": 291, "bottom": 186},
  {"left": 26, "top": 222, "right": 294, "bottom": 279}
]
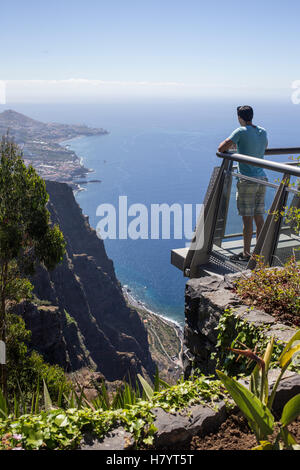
[
  {"left": 143, "top": 435, "right": 154, "bottom": 445},
  {"left": 123, "top": 382, "right": 133, "bottom": 407},
  {"left": 101, "top": 380, "right": 110, "bottom": 409},
  {"left": 57, "top": 383, "right": 63, "bottom": 409},
  {"left": 216, "top": 370, "right": 274, "bottom": 439},
  {"left": 43, "top": 379, "right": 53, "bottom": 411},
  {"left": 252, "top": 440, "right": 274, "bottom": 450},
  {"left": 159, "top": 378, "right": 171, "bottom": 389},
  {"left": 154, "top": 365, "right": 160, "bottom": 393},
  {"left": 280, "top": 426, "right": 297, "bottom": 449},
  {"left": 263, "top": 337, "right": 274, "bottom": 374},
  {"left": 54, "top": 413, "right": 69, "bottom": 427},
  {"left": 250, "top": 364, "right": 261, "bottom": 399},
  {"left": 13, "top": 393, "right": 20, "bottom": 419},
  {"left": 280, "top": 394, "right": 300, "bottom": 427},
  {"left": 0, "top": 388, "right": 9, "bottom": 419},
  {"left": 279, "top": 344, "right": 300, "bottom": 369},
  {"left": 279, "top": 330, "right": 300, "bottom": 364},
  {"left": 34, "top": 377, "right": 40, "bottom": 414},
  {"left": 257, "top": 337, "right": 274, "bottom": 404},
  {"left": 26, "top": 429, "right": 43, "bottom": 449},
  {"left": 137, "top": 374, "right": 154, "bottom": 400},
  {"left": 75, "top": 385, "right": 86, "bottom": 409}
]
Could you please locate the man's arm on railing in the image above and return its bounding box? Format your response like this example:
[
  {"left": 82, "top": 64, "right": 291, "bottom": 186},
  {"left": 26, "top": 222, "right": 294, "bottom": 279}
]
[{"left": 218, "top": 138, "right": 236, "bottom": 153}]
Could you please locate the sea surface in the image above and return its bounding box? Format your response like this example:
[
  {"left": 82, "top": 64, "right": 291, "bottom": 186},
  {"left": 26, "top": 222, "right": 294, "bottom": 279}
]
[{"left": 2, "top": 99, "right": 300, "bottom": 325}]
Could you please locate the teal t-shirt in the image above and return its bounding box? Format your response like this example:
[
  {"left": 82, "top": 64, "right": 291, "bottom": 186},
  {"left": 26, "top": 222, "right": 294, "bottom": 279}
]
[{"left": 228, "top": 125, "right": 268, "bottom": 178}]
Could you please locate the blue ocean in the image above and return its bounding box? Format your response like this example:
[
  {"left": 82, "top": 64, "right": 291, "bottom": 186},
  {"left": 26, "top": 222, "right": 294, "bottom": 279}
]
[{"left": 2, "top": 99, "right": 300, "bottom": 325}]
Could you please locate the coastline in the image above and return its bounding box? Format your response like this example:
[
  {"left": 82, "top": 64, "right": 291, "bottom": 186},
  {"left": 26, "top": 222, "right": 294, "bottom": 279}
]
[
  {"left": 61, "top": 135, "right": 101, "bottom": 192},
  {"left": 122, "top": 285, "right": 183, "bottom": 382},
  {"left": 122, "top": 285, "right": 183, "bottom": 331},
  {"left": 0, "top": 110, "right": 109, "bottom": 193}
]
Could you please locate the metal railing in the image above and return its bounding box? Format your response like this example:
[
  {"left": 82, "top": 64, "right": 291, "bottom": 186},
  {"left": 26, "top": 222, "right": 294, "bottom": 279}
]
[{"left": 216, "top": 150, "right": 300, "bottom": 177}]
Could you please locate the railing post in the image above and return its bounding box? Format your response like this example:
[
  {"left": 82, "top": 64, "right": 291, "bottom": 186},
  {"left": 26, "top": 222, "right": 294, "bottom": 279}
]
[
  {"left": 288, "top": 183, "right": 300, "bottom": 233},
  {"left": 184, "top": 159, "right": 232, "bottom": 277},
  {"left": 213, "top": 168, "right": 233, "bottom": 247}
]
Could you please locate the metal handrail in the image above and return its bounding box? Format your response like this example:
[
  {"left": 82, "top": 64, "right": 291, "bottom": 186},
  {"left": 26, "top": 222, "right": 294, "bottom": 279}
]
[
  {"left": 216, "top": 151, "right": 300, "bottom": 177},
  {"left": 230, "top": 171, "right": 279, "bottom": 188},
  {"left": 265, "top": 147, "right": 300, "bottom": 155}
]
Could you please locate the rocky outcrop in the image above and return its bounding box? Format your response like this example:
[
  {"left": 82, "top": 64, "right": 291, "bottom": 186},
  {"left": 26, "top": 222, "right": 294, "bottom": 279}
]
[
  {"left": 152, "top": 402, "right": 227, "bottom": 448},
  {"left": 20, "top": 181, "right": 155, "bottom": 382},
  {"left": 80, "top": 428, "right": 134, "bottom": 450}
]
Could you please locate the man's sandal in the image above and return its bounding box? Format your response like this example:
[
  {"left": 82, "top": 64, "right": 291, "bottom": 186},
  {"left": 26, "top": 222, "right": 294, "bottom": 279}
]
[{"left": 230, "top": 252, "right": 250, "bottom": 262}]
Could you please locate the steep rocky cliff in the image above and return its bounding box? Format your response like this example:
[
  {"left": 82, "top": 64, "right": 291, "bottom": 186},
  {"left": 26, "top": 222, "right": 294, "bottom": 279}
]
[{"left": 19, "top": 181, "right": 155, "bottom": 382}]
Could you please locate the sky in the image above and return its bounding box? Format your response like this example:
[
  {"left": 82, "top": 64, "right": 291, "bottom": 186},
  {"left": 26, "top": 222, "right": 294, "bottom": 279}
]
[{"left": 1, "top": 0, "right": 300, "bottom": 102}]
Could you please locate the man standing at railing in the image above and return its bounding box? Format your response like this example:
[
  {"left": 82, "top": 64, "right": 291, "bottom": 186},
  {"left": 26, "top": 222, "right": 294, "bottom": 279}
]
[{"left": 218, "top": 105, "right": 268, "bottom": 261}]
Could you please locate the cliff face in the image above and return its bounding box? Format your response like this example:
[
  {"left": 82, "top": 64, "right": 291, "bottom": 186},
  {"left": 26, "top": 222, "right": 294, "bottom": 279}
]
[{"left": 21, "top": 181, "right": 155, "bottom": 381}]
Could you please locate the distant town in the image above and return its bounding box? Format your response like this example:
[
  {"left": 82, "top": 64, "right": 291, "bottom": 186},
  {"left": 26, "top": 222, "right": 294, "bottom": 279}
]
[{"left": 0, "top": 109, "right": 108, "bottom": 189}]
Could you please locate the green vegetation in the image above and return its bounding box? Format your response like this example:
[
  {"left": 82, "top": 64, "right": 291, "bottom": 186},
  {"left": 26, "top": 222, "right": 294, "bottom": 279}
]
[
  {"left": 234, "top": 256, "right": 300, "bottom": 325},
  {"left": 64, "top": 309, "right": 77, "bottom": 326},
  {"left": 212, "top": 308, "right": 284, "bottom": 377},
  {"left": 217, "top": 330, "right": 300, "bottom": 450},
  {"left": 31, "top": 295, "right": 52, "bottom": 307},
  {"left": 0, "top": 372, "right": 228, "bottom": 450},
  {"left": 273, "top": 156, "right": 300, "bottom": 238},
  {"left": 0, "top": 137, "right": 66, "bottom": 395},
  {"left": 6, "top": 313, "right": 71, "bottom": 408}
]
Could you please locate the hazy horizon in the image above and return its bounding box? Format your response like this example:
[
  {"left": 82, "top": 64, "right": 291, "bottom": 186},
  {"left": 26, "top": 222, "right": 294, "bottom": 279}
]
[{"left": 0, "top": 80, "right": 295, "bottom": 104}]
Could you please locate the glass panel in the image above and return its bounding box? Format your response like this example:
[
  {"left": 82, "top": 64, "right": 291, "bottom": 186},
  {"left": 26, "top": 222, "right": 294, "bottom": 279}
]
[
  {"left": 272, "top": 185, "right": 300, "bottom": 266},
  {"left": 212, "top": 172, "right": 278, "bottom": 265}
]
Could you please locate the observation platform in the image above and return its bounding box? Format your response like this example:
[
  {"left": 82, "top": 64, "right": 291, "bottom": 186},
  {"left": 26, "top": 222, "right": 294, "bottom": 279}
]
[{"left": 171, "top": 147, "right": 300, "bottom": 278}]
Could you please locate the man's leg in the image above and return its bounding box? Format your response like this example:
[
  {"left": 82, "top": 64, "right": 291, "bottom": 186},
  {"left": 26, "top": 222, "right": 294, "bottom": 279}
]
[
  {"left": 237, "top": 179, "right": 257, "bottom": 257},
  {"left": 254, "top": 181, "right": 267, "bottom": 242},
  {"left": 242, "top": 215, "right": 253, "bottom": 256},
  {"left": 254, "top": 214, "right": 264, "bottom": 240}
]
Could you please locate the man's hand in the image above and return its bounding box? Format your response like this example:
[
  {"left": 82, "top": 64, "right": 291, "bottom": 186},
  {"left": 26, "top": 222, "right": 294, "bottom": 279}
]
[{"left": 218, "top": 138, "right": 236, "bottom": 153}]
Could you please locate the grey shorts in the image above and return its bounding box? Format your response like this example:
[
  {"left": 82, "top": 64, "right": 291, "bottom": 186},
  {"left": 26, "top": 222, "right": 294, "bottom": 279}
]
[{"left": 236, "top": 178, "right": 267, "bottom": 216}]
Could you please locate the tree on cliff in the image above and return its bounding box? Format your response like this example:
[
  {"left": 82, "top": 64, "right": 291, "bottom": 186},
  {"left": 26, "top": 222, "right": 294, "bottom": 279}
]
[{"left": 0, "top": 137, "right": 66, "bottom": 395}]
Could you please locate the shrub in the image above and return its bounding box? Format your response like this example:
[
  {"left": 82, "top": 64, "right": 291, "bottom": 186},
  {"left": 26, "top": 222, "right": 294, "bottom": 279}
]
[
  {"left": 234, "top": 256, "right": 300, "bottom": 326},
  {"left": 212, "top": 308, "right": 284, "bottom": 377},
  {"left": 6, "top": 313, "right": 70, "bottom": 406}
]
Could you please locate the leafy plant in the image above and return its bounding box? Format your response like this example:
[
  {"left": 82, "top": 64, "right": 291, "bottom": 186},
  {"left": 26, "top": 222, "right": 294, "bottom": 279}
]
[
  {"left": 0, "top": 372, "right": 228, "bottom": 449},
  {"left": 272, "top": 159, "right": 300, "bottom": 237},
  {"left": 213, "top": 308, "right": 284, "bottom": 376},
  {"left": 217, "top": 329, "right": 300, "bottom": 450},
  {"left": 234, "top": 256, "right": 300, "bottom": 326},
  {"left": 5, "top": 313, "right": 70, "bottom": 407}
]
